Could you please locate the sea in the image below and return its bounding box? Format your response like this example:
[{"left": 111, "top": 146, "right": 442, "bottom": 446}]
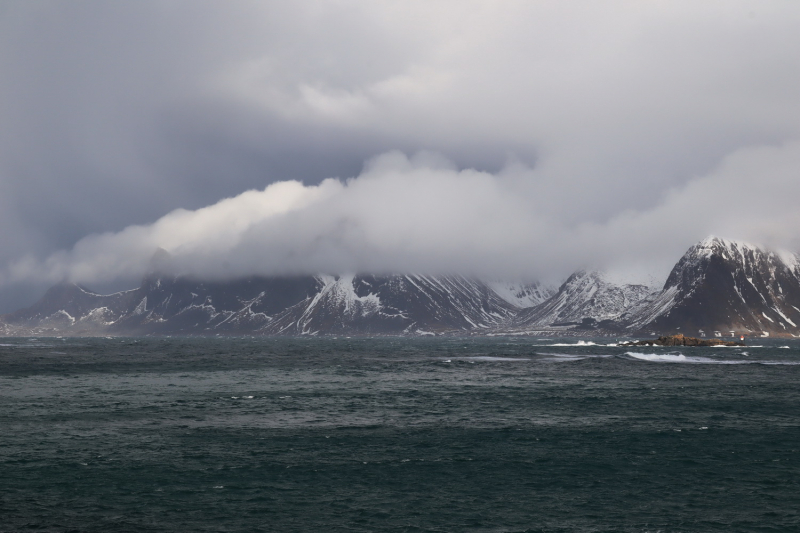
[{"left": 1, "top": 336, "right": 799, "bottom": 532}]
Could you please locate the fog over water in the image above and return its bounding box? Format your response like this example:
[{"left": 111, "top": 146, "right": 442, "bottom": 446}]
[{"left": 2, "top": 1, "right": 800, "bottom": 310}]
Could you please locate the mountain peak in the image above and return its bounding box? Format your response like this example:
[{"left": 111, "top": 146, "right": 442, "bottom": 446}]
[
  {"left": 147, "top": 247, "right": 174, "bottom": 275},
  {"left": 695, "top": 235, "right": 759, "bottom": 254},
  {"left": 643, "top": 235, "right": 800, "bottom": 335}
]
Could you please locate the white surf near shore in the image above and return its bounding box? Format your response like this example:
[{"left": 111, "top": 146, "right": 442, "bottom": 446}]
[{"left": 626, "top": 351, "right": 800, "bottom": 365}]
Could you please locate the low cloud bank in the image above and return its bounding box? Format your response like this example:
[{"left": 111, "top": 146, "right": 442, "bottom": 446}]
[
  {"left": 5, "top": 142, "right": 800, "bottom": 289},
  {"left": 3, "top": 2, "right": 800, "bottom": 311}
]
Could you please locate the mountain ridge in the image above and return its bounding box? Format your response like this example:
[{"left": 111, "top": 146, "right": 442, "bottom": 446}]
[{"left": 3, "top": 237, "right": 800, "bottom": 338}]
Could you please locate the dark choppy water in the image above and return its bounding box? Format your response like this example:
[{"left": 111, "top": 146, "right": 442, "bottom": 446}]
[{"left": 1, "top": 336, "right": 799, "bottom": 532}]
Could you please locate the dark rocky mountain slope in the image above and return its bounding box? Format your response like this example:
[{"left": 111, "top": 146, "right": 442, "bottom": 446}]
[{"left": 624, "top": 236, "right": 800, "bottom": 337}]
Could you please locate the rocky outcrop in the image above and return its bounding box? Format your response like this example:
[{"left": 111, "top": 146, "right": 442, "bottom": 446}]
[{"left": 622, "top": 334, "right": 744, "bottom": 347}]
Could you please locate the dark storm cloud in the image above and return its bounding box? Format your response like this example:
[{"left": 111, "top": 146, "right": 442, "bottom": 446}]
[{"left": 2, "top": 1, "right": 800, "bottom": 310}]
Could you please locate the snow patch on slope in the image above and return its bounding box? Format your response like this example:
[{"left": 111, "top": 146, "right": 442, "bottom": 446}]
[{"left": 488, "top": 281, "right": 554, "bottom": 308}]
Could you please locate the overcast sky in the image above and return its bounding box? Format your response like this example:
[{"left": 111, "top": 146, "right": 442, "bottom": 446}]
[{"left": 2, "top": 1, "right": 800, "bottom": 311}]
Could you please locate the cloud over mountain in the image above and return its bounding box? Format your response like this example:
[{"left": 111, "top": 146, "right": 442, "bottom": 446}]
[
  {"left": 6, "top": 142, "right": 800, "bottom": 290},
  {"left": 2, "top": 1, "right": 800, "bottom": 309}
]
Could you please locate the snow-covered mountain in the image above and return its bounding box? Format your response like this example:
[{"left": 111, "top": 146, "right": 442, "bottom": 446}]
[
  {"left": 0, "top": 274, "right": 530, "bottom": 336},
  {"left": 0, "top": 275, "right": 322, "bottom": 336},
  {"left": 3, "top": 236, "right": 800, "bottom": 337},
  {"left": 501, "top": 237, "right": 800, "bottom": 337},
  {"left": 260, "top": 275, "right": 527, "bottom": 335},
  {"left": 507, "top": 270, "right": 657, "bottom": 331},
  {"left": 624, "top": 236, "right": 800, "bottom": 336}
]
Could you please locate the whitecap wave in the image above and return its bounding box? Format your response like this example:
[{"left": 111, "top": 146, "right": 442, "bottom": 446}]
[
  {"left": 543, "top": 340, "right": 600, "bottom": 347},
  {"left": 0, "top": 343, "right": 55, "bottom": 348},
  {"left": 627, "top": 352, "right": 689, "bottom": 362},
  {"left": 538, "top": 352, "right": 613, "bottom": 362},
  {"left": 625, "top": 351, "right": 800, "bottom": 365},
  {"left": 458, "top": 356, "right": 530, "bottom": 362}
]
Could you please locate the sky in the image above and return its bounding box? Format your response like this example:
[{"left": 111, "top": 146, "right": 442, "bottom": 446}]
[{"left": 2, "top": 0, "right": 800, "bottom": 312}]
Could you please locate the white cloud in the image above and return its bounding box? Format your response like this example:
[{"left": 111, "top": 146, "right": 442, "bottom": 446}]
[
  {"left": 2, "top": 1, "right": 800, "bottom": 307},
  {"left": 6, "top": 141, "right": 800, "bottom": 289}
]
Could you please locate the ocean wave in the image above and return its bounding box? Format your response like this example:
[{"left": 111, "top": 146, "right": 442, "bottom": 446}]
[
  {"left": 625, "top": 352, "right": 800, "bottom": 365},
  {"left": 542, "top": 340, "right": 600, "bottom": 347},
  {"left": 537, "top": 352, "right": 614, "bottom": 362},
  {"left": 456, "top": 356, "right": 530, "bottom": 362},
  {"left": 627, "top": 352, "right": 691, "bottom": 363},
  {"left": 0, "top": 343, "right": 56, "bottom": 348}
]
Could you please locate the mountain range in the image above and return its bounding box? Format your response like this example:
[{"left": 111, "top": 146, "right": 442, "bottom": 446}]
[{"left": 2, "top": 236, "right": 800, "bottom": 338}]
